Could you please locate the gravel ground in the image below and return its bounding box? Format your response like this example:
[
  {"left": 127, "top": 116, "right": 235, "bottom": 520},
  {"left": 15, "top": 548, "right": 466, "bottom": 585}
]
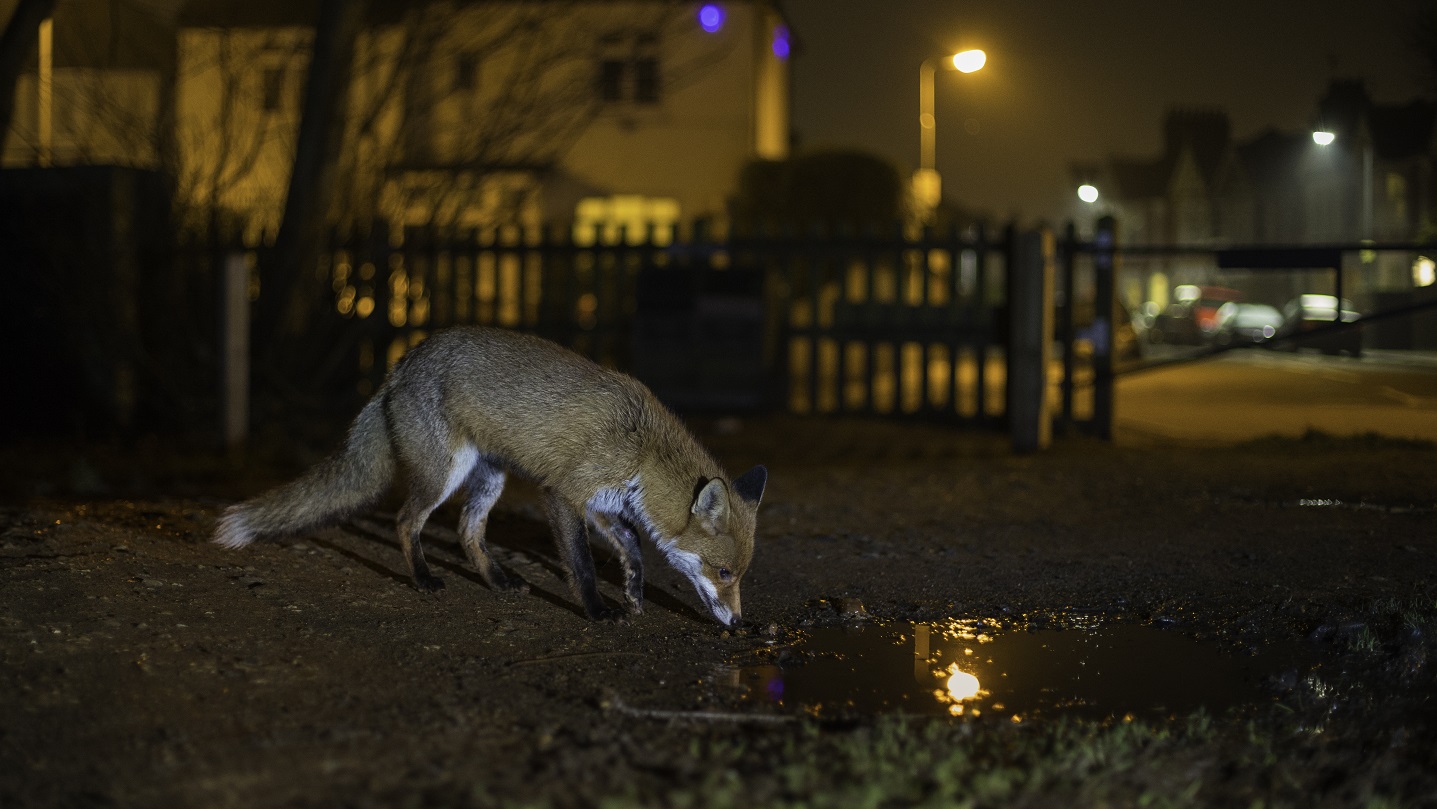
[{"left": 2, "top": 417, "right": 1435, "bottom": 807}]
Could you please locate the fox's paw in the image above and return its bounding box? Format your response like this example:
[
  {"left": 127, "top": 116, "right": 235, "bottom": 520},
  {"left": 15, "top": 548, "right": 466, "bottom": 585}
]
[
  {"left": 489, "top": 572, "right": 530, "bottom": 595},
  {"left": 414, "top": 574, "right": 446, "bottom": 593},
  {"left": 494, "top": 580, "right": 528, "bottom": 597},
  {"left": 588, "top": 605, "right": 629, "bottom": 624}
]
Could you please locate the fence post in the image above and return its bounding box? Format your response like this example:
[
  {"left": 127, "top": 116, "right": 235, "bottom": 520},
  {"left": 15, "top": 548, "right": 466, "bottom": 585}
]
[
  {"left": 1092, "top": 215, "right": 1117, "bottom": 440},
  {"left": 1007, "top": 227, "right": 1055, "bottom": 453},
  {"left": 221, "top": 251, "right": 250, "bottom": 452},
  {"left": 1058, "top": 221, "right": 1077, "bottom": 435}
]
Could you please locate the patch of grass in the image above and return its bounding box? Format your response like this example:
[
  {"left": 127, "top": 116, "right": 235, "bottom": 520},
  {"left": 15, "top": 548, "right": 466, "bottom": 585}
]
[{"left": 522, "top": 708, "right": 1420, "bottom": 809}]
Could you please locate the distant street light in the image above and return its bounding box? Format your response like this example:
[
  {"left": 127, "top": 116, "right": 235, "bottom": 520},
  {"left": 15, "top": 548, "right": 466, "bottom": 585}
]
[
  {"left": 1312, "top": 130, "right": 1335, "bottom": 146},
  {"left": 1077, "top": 184, "right": 1099, "bottom": 203},
  {"left": 915, "top": 49, "right": 987, "bottom": 219}
]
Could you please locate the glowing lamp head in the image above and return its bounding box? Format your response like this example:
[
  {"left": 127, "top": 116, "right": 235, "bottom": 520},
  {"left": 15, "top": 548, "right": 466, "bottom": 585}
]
[
  {"left": 1078, "top": 184, "right": 1099, "bottom": 204},
  {"left": 698, "top": 4, "right": 724, "bottom": 33},
  {"left": 1312, "top": 130, "right": 1335, "bottom": 146},
  {"left": 952, "top": 49, "right": 987, "bottom": 74}
]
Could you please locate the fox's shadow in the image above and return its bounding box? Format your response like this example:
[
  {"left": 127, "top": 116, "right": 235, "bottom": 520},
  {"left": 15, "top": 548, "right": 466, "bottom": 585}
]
[{"left": 334, "top": 507, "right": 711, "bottom": 625}]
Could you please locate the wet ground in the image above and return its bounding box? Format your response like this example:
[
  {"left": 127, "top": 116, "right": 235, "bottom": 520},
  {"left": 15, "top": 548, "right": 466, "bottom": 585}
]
[{"left": 3, "top": 417, "right": 1436, "bottom": 807}]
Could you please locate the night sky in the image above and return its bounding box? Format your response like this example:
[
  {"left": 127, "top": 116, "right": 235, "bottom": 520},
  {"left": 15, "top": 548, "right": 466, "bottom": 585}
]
[{"left": 782, "top": 0, "right": 1430, "bottom": 225}]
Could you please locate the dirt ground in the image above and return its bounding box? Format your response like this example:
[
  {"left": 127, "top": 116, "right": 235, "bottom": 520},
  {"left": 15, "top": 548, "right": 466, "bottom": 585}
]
[{"left": 3, "top": 417, "right": 1436, "bottom": 807}]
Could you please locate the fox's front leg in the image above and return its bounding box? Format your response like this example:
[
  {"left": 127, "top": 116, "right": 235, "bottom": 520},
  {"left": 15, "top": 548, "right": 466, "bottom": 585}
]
[
  {"left": 543, "top": 490, "right": 623, "bottom": 622},
  {"left": 590, "top": 513, "right": 645, "bottom": 614}
]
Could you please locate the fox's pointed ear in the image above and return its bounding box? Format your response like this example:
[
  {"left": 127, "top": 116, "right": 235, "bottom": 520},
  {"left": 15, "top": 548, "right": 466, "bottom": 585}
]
[
  {"left": 692, "top": 478, "right": 729, "bottom": 524},
  {"left": 733, "top": 465, "right": 767, "bottom": 505}
]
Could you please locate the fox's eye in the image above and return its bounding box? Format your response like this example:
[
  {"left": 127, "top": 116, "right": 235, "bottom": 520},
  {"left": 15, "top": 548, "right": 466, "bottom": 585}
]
[{"left": 718, "top": 567, "right": 733, "bottom": 582}]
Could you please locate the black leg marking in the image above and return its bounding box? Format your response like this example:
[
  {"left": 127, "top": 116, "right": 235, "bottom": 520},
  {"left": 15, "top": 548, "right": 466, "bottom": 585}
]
[
  {"left": 544, "top": 490, "right": 623, "bottom": 622},
  {"left": 591, "top": 513, "right": 645, "bottom": 614}
]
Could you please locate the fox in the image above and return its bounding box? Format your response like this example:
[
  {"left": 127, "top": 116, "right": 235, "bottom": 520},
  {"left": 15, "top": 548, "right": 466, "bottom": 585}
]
[{"left": 214, "top": 326, "right": 766, "bottom": 626}]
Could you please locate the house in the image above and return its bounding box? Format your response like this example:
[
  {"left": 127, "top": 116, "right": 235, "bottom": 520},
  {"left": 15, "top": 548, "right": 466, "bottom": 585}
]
[
  {"left": 171, "top": 0, "right": 791, "bottom": 239},
  {"left": 4, "top": 0, "right": 792, "bottom": 239}
]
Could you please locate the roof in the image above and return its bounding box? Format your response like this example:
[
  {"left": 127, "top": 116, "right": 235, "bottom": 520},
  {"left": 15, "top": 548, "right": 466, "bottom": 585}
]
[{"left": 1163, "top": 108, "right": 1230, "bottom": 187}]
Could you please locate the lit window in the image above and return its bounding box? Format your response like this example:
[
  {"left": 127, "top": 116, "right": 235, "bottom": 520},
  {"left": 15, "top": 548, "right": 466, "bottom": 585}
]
[{"left": 574, "top": 195, "right": 680, "bottom": 245}]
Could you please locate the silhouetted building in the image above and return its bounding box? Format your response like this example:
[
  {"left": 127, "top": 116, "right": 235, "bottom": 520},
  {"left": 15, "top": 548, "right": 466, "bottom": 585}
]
[
  {"left": 1070, "top": 80, "right": 1437, "bottom": 313},
  {"left": 1074, "top": 81, "right": 1436, "bottom": 248}
]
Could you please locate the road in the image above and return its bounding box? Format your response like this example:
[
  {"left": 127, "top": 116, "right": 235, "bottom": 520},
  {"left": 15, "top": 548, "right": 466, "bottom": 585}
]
[{"left": 1113, "top": 348, "right": 1437, "bottom": 445}]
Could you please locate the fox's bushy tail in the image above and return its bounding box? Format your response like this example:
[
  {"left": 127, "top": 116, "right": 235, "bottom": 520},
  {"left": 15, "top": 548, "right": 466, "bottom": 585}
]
[{"left": 214, "top": 392, "right": 394, "bottom": 548}]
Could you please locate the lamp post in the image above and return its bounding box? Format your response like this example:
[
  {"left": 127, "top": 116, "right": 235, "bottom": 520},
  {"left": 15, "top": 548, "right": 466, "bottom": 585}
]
[
  {"left": 1312, "top": 128, "right": 1372, "bottom": 240},
  {"left": 914, "top": 49, "right": 986, "bottom": 221}
]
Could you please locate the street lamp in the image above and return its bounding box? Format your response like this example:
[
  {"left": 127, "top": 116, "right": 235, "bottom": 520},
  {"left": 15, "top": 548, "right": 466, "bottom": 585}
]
[
  {"left": 914, "top": 49, "right": 987, "bottom": 219},
  {"left": 1077, "top": 184, "right": 1099, "bottom": 204},
  {"left": 1312, "top": 130, "right": 1335, "bottom": 146}
]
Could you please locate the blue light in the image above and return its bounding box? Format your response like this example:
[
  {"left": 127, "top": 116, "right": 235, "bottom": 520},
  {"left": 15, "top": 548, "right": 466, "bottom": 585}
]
[
  {"left": 698, "top": 4, "right": 724, "bottom": 33},
  {"left": 772, "top": 24, "right": 790, "bottom": 60}
]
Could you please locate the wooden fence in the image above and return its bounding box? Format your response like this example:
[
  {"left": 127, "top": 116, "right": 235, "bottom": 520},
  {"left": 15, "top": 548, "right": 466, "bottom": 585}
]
[{"left": 205, "top": 220, "right": 1111, "bottom": 447}]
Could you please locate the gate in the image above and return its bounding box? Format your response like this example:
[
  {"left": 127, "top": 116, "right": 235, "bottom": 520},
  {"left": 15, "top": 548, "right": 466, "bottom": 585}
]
[
  {"left": 226, "top": 222, "right": 1029, "bottom": 425},
  {"left": 727, "top": 224, "right": 1008, "bottom": 426}
]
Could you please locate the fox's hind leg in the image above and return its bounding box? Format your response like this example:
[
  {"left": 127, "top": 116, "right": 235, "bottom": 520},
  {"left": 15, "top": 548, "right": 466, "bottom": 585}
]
[
  {"left": 395, "top": 443, "right": 479, "bottom": 593},
  {"left": 590, "top": 513, "right": 644, "bottom": 614},
  {"left": 396, "top": 493, "right": 446, "bottom": 592},
  {"left": 458, "top": 459, "right": 525, "bottom": 592}
]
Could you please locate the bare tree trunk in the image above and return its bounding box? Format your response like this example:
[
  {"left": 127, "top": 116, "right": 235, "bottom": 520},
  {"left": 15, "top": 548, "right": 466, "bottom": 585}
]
[
  {"left": 0, "top": 0, "right": 56, "bottom": 144},
  {"left": 267, "top": 0, "right": 366, "bottom": 378}
]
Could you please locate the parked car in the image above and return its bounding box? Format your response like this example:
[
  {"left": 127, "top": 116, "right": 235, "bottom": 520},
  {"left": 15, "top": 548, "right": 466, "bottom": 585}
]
[
  {"left": 1279, "top": 294, "right": 1362, "bottom": 357},
  {"left": 1190, "top": 285, "right": 1244, "bottom": 340},
  {"left": 1147, "top": 300, "right": 1201, "bottom": 345},
  {"left": 1214, "top": 302, "right": 1284, "bottom": 347}
]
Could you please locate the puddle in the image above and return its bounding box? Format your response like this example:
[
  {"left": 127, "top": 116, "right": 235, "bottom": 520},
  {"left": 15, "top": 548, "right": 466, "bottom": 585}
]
[{"left": 723, "top": 620, "right": 1316, "bottom": 721}]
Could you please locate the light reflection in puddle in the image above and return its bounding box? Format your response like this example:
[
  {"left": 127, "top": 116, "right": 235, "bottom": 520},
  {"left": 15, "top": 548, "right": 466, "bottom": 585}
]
[{"left": 724, "top": 620, "right": 1314, "bottom": 720}]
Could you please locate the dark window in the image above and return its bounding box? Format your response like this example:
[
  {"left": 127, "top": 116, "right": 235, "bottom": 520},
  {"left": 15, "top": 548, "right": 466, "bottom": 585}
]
[
  {"left": 455, "top": 52, "right": 478, "bottom": 92},
  {"left": 261, "top": 66, "right": 285, "bottom": 112},
  {"left": 598, "top": 59, "right": 625, "bottom": 102},
  {"left": 635, "top": 57, "right": 659, "bottom": 103}
]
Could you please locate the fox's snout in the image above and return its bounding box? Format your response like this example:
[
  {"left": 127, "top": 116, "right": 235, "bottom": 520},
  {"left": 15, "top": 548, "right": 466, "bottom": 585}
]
[{"left": 719, "top": 589, "right": 741, "bottom": 627}]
